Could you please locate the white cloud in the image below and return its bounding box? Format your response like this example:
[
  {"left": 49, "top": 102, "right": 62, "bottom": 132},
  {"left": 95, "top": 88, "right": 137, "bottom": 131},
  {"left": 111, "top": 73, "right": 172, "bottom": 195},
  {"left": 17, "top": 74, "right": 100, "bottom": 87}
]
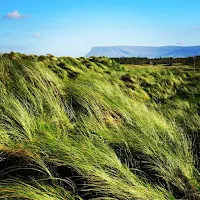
[
  {"left": 3, "top": 10, "right": 27, "bottom": 20},
  {"left": 31, "top": 33, "right": 41, "bottom": 38}
]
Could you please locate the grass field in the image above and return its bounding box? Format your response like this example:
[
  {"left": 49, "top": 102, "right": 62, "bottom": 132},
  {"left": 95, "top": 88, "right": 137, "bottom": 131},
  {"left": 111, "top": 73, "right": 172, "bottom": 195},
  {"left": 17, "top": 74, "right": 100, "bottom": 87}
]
[{"left": 0, "top": 52, "right": 199, "bottom": 200}]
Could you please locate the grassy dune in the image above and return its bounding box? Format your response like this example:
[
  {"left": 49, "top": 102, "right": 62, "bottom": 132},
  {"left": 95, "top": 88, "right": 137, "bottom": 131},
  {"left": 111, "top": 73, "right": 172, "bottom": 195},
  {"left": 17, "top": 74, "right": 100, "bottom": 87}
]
[{"left": 0, "top": 52, "right": 199, "bottom": 200}]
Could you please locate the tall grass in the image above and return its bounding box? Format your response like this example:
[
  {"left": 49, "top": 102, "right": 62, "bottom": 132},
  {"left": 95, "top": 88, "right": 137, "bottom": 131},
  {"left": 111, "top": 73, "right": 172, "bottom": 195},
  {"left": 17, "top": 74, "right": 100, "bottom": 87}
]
[{"left": 0, "top": 53, "right": 199, "bottom": 199}]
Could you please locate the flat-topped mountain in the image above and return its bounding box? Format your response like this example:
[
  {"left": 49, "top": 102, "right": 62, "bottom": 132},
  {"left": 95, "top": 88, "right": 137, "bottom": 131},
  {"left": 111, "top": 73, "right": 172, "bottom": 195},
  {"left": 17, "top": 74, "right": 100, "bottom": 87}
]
[{"left": 86, "top": 46, "right": 200, "bottom": 58}]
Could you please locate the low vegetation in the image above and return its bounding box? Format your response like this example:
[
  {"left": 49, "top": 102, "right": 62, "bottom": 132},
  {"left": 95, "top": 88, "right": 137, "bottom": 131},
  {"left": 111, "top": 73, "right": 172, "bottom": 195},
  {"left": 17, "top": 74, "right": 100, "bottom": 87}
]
[
  {"left": 0, "top": 52, "right": 199, "bottom": 199},
  {"left": 113, "top": 56, "right": 200, "bottom": 67}
]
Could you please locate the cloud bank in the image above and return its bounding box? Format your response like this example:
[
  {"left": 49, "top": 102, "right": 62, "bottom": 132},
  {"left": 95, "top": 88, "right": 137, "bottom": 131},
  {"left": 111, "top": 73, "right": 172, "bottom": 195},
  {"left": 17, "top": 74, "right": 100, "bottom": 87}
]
[
  {"left": 3, "top": 10, "right": 28, "bottom": 20},
  {"left": 31, "top": 33, "right": 41, "bottom": 38}
]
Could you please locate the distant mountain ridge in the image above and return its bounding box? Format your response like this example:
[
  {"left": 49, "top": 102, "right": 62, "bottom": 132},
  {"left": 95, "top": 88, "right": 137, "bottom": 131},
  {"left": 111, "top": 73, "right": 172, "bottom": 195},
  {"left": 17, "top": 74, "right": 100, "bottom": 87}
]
[{"left": 86, "top": 46, "right": 200, "bottom": 58}]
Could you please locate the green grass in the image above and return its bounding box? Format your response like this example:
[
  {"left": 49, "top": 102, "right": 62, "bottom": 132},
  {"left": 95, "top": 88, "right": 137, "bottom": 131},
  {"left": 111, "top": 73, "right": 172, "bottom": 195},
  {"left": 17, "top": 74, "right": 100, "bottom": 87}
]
[{"left": 0, "top": 52, "right": 199, "bottom": 199}]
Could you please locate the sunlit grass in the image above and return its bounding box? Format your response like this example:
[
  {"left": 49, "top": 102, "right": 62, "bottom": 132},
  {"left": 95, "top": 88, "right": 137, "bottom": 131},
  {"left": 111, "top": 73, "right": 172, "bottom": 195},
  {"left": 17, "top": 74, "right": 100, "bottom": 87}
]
[{"left": 0, "top": 53, "right": 199, "bottom": 199}]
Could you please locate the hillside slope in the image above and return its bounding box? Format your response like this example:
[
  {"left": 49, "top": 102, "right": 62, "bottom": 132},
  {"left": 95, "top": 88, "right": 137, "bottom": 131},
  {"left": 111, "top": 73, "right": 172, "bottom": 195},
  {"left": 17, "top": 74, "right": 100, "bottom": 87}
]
[
  {"left": 86, "top": 46, "right": 200, "bottom": 58},
  {"left": 0, "top": 52, "right": 199, "bottom": 200}
]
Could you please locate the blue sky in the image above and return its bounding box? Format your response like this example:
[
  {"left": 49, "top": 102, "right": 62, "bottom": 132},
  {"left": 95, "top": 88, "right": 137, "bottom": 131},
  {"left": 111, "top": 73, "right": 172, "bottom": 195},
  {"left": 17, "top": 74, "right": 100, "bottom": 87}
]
[{"left": 0, "top": 0, "right": 200, "bottom": 57}]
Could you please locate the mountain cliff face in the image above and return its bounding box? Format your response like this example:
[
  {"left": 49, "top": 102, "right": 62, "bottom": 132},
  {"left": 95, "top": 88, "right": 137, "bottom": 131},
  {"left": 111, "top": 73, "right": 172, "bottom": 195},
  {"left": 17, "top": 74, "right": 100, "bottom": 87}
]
[{"left": 86, "top": 46, "right": 200, "bottom": 58}]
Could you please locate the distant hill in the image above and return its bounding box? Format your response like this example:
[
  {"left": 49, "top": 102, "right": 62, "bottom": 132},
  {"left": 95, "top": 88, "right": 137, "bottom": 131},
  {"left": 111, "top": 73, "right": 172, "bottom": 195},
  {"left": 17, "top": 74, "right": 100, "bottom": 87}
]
[{"left": 86, "top": 46, "right": 200, "bottom": 58}]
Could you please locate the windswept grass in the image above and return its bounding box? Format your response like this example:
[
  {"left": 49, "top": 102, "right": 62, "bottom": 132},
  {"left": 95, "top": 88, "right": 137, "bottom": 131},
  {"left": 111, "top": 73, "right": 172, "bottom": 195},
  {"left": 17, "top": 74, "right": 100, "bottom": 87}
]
[{"left": 0, "top": 53, "right": 199, "bottom": 199}]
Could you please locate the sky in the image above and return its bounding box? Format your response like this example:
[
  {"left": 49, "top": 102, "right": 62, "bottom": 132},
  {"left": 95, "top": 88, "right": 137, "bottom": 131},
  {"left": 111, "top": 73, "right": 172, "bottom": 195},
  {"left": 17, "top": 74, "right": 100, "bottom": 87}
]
[{"left": 0, "top": 0, "right": 200, "bottom": 57}]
